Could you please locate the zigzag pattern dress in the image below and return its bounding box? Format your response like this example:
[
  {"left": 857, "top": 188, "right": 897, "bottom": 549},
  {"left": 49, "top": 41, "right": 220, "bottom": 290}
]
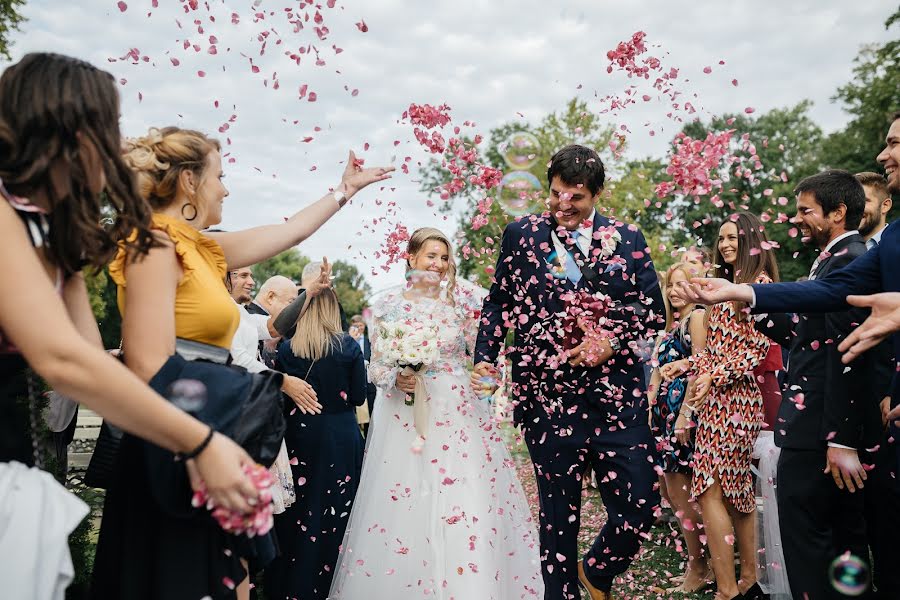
[{"left": 688, "top": 273, "right": 772, "bottom": 513}]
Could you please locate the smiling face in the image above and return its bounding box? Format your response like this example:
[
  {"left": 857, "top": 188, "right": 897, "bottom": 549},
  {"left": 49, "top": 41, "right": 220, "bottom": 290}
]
[
  {"left": 717, "top": 221, "right": 739, "bottom": 265},
  {"left": 793, "top": 190, "right": 835, "bottom": 248},
  {"left": 548, "top": 176, "right": 598, "bottom": 231},
  {"left": 877, "top": 118, "right": 900, "bottom": 193},
  {"left": 408, "top": 239, "right": 450, "bottom": 280},
  {"left": 196, "top": 150, "right": 229, "bottom": 228},
  {"left": 666, "top": 268, "right": 690, "bottom": 310},
  {"left": 229, "top": 267, "right": 254, "bottom": 303}
]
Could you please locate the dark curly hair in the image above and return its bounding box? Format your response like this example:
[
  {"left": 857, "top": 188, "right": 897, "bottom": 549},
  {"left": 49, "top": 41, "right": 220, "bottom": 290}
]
[{"left": 0, "top": 53, "right": 156, "bottom": 276}]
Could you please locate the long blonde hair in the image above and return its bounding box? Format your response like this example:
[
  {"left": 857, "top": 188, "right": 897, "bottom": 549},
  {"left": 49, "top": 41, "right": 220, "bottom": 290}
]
[
  {"left": 663, "top": 261, "right": 700, "bottom": 333},
  {"left": 122, "top": 126, "right": 220, "bottom": 213},
  {"left": 290, "top": 289, "right": 344, "bottom": 361},
  {"left": 406, "top": 227, "right": 457, "bottom": 305}
]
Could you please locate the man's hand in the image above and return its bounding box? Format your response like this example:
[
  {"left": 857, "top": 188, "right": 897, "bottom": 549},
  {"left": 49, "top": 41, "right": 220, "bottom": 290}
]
[
  {"left": 567, "top": 336, "right": 613, "bottom": 368},
  {"left": 824, "top": 446, "right": 866, "bottom": 493},
  {"left": 470, "top": 362, "right": 498, "bottom": 394},
  {"left": 306, "top": 258, "right": 332, "bottom": 299},
  {"left": 838, "top": 293, "right": 900, "bottom": 363},
  {"left": 880, "top": 397, "right": 892, "bottom": 428},
  {"left": 659, "top": 358, "right": 690, "bottom": 381},
  {"left": 340, "top": 150, "right": 395, "bottom": 198},
  {"left": 886, "top": 402, "right": 900, "bottom": 426},
  {"left": 671, "top": 278, "right": 754, "bottom": 306},
  {"left": 282, "top": 375, "right": 322, "bottom": 415}
]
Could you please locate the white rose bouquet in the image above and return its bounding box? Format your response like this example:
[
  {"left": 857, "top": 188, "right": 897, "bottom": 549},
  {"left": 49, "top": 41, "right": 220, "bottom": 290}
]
[{"left": 374, "top": 320, "right": 440, "bottom": 406}]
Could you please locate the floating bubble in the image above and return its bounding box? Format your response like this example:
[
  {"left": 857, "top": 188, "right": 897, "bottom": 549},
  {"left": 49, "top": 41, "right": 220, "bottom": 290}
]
[
  {"left": 500, "top": 132, "right": 541, "bottom": 170},
  {"left": 545, "top": 251, "right": 569, "bottom": 280},
  {"left": 168, "top": 379, "right": 207, "bottom": 412},
  {"left": 829, "top": 553, "right": 869, "bottom": 596},
  {"left": 497, "top": 171, "right": 543, "bottom": 216},
  {"left": 477, "top": 375, "right": 497, "bottom": 401}
]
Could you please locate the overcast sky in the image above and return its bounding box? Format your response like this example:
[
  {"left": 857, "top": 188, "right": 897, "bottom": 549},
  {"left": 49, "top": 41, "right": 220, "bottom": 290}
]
[{"left": 8, "top": 0, "right": 897, "bottom": 292}]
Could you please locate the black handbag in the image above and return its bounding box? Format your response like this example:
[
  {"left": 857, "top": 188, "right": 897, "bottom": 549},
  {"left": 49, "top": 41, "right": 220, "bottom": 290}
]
[{"left": 85, "top": 339, "right": 285, "bottom": 490}]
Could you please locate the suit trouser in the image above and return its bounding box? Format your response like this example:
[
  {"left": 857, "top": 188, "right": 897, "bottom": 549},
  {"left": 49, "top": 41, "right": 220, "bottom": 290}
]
[
  {"left": 777, "top": 448, "right": 870, "bottom": 600},
  {"left": 864, "top": 436, "right": 900, "bottom": 599},
  {"left": 523, "top": 415, "right": 659, "bottom": 600}
]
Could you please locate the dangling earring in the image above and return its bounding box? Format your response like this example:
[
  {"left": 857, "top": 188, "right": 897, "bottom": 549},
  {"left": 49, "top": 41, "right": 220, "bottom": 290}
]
[{"left": 181, "top": 201, "right": 198, "bottom": 221}]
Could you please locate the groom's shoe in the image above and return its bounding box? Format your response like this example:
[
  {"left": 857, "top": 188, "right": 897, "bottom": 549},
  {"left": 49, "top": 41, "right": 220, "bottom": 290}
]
[{"left": 577, "top": 560, "right": 612, "bottom": 600}]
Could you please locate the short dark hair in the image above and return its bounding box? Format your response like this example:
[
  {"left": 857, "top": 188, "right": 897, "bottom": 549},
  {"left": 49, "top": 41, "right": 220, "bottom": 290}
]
[
  {"left": 546, "top": 144, "right": 606, "bottom": 195},
  {"left": 890, "top": 109, "right": 900, "bottom": 124},
  {"left": 854, "top": 172, "right": 890, "bottom": 200},
  {"left": 793, "top": 169, "right": 865, "bottom": 231}
]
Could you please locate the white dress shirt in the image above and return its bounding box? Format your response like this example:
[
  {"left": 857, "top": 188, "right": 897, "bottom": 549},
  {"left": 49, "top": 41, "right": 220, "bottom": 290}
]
[
  {"left": 867, "top": 223, "right": 887, "bottom": 250},
  {"left": 230, "top": 301, "right": 273, "bottom": 374},
  {"left": 550, "top": 210, "right": 596, "bottom": 260}
]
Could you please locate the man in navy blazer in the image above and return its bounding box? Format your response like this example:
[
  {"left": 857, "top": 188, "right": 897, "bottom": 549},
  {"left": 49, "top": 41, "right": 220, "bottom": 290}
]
[
  {"left": 675, "top": 112, "right": 900, "bottom": 598},
  {"left": 474, "top": 145, "right": 665, "bottom": 600}
]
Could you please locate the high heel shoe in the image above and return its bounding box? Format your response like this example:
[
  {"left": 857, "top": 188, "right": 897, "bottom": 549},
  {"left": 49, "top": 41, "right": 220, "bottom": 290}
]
[{"left": 742, "top": 582, "right": 766, "bottom": 600}]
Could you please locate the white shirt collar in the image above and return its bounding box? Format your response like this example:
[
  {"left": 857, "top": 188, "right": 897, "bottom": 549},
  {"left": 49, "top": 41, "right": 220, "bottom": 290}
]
[
  {"left": 871, "top": 223, "right": 887, "bottom": 246},
  {"left": 821, "top": 230, "right": 858, "bottom": 254},
  {"left": 576, "top": 210, "right": 597, "bottom": 238}
]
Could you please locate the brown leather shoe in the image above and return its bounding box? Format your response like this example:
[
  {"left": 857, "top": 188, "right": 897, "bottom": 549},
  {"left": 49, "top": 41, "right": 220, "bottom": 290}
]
[{"left": 577, "top": 560, "right": 612, "bottom": 600}]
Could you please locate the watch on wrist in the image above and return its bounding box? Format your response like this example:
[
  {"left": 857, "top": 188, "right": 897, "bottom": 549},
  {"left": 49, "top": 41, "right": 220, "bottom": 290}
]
[{"left": 332, "top": 188, "right": 347, "bottom": 208}]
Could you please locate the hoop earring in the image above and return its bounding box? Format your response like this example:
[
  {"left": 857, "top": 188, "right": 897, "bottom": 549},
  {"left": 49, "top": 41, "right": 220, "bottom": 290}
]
[{"left": 181, "top": 202, "right": 198, "bottom": 221}]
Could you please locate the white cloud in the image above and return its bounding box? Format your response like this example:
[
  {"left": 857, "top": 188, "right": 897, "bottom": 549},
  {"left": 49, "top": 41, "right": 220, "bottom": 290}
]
[{"left": 8, "top": 0, "right": 897, "bottom": 294}]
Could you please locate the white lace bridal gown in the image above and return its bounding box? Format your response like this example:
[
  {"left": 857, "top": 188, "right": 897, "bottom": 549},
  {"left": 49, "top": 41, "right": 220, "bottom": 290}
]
[{"left": 328, "top": 286, "right": 544, "bottom": 600}]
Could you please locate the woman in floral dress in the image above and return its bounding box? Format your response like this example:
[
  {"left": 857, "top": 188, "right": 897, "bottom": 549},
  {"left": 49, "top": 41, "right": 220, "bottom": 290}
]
[{"left": 662, "top": 212, "right": 779, "bottom": 600}]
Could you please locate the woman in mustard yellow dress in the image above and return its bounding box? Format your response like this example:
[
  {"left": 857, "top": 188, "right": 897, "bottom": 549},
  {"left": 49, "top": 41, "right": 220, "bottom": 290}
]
[{"left": 92, "top": 126, "right": 393, "bottom": 600}]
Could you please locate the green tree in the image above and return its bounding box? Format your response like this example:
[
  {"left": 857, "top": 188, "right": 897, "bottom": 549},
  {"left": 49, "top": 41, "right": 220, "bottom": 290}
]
[
  {"left": 0, "top": 0, "right": 25, "bottom": 60},
  {"left": 673, "top": 102, "right": 824, "bottom": 281},
  {"left": 420, "top": 98, "right": 620, "bottom": 287},
  {"left": 331, "top": 260, "right": 372, "bottom": 317},
  {"left": 821, "top": 8, "right": 900, "bottom": 177},
  {"left": 85, "top": 267, "right": 123, "bottom": 349},
  {"left": 252, "top": 248, "right": 310, "bottom": 286}
]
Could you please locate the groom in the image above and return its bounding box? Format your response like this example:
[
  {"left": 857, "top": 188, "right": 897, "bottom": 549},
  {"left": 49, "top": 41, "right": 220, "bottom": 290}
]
[{"left": 474, "top": 144, "right": 665, "bottom": 600}]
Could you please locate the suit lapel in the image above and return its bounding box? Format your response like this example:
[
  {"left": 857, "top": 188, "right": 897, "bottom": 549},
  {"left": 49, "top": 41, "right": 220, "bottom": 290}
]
[{"left": 814, "top": 233, "right": 861, "bottom": 278}]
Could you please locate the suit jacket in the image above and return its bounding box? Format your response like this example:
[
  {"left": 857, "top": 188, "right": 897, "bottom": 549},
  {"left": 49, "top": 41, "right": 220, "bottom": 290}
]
[
  {"left": 756, "top": 234, "right": 888, "bottom": 451},
  {"left": 360, "top": 334, "right": 377, "bottom": 405},
  {"left": 245, "top": 300, "right": 269, "bottom": 317},
  {"left": 475, "top": 212, "right": 665, "bottom": 427},
  {"left": 752, "top": 222, "right": 899, "bottom": 483}
]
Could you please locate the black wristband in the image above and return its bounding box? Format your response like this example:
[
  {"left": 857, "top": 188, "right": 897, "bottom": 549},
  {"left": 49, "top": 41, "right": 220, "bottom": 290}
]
[{"left": 177, "top": 426, "right": 215, "bottom": 461}]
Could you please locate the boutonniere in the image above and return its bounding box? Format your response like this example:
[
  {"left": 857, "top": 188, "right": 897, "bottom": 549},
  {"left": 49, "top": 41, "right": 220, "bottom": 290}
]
[{"left": 594, "top": 226, "right": 622, "bottom": 259}]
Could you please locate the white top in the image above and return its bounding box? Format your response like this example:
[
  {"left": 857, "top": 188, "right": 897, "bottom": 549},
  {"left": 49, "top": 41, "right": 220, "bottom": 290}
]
[{"left": 230, "top": 301, "right": 273, "bottom": 374}]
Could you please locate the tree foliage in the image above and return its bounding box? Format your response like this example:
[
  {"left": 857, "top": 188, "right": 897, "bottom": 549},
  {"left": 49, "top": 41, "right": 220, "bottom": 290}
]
[{"left": 0, "top": 0, "right": 25, "bottom": 60}]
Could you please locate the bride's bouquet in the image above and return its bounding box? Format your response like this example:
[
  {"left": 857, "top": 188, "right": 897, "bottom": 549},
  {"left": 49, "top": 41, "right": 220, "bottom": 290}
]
[{"left": 374, "top": 320, "right": 440, "bottom": 406}]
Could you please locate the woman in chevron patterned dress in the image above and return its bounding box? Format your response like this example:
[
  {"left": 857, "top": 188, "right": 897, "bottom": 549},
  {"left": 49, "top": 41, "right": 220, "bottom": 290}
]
[{"left": 662, "top": 212, "right": 779, "bottom": 600}]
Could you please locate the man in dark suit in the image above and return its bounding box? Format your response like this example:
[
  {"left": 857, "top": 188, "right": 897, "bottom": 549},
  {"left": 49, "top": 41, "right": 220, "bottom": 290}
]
[
  {"left": 473, "top": 145, "right": 665, "bottom": 600},
  {"left": 753, "top": 170, "right": 891, "bottom": 599},
  {"left": 349, "top": 314, "right": 377, "bottom": 434},
  {"left": 676, "top": 112, "right": 900, "bottom": 598}
]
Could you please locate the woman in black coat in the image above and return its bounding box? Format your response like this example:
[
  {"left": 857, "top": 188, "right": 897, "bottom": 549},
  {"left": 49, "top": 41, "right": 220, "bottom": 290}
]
[{"left": 265, "top": 287, "right": 366, "bottom": 600}]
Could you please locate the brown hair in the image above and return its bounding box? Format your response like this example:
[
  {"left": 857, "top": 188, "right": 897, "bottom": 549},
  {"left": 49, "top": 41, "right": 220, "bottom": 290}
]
[
  {"left": 854, "top": 172, "right": 890, "bottom": 200},
  {"left": 290, "top": 290, "right": 344, "bottom": 361},
  {"left": 0, "top": 53, "right": 156, "bottom": 276},
  {"left": 406, "top": 227, "right": 458, "bottom": 305},
  {"left": 122, "top": 126, "right": 220, "bottom": 215},
  {"left": 713, "top": 212, "right": 780, "bottom": 317}
]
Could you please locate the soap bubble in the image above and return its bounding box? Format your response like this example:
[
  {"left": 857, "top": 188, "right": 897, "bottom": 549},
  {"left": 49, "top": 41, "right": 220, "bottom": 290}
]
[
  {"left": 500, "top": 132, "right": 541, "bottom": 170},
  {"left": 497, "top": 171, "right": 543, "bottom": 216},
  {"left": 829, "top": 553, "right": 869, "bottom": 596},
  {"left": 168, "top": 379, "right": 207, "bottom": 412}
]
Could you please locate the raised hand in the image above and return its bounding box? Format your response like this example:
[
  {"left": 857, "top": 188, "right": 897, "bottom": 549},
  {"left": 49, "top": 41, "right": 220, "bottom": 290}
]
[
  {"left": 306, "top": 258, "right": 332, "bottom": 299},
  {"left": 838, "top": 292, "right": 900, "bottom": 363},
  {"left": 671, "top": 278, "right": 754, "bottom": 306},
  {"left": 340, "top": 150, "right": 395, "bottom": 198},
  {"left": 188, "top": 433, "right": 259, "bottom": 513}
]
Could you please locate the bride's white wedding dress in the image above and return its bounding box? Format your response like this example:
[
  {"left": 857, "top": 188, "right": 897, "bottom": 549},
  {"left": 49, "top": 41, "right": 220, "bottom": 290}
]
[{"left": 328, "top": 283, "right": 543, "bottom": 599}]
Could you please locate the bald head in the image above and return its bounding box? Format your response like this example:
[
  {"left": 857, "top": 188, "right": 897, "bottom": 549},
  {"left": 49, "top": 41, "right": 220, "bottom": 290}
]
[{"left": 255, "top": 275, "right": 298, "bottom": 314}]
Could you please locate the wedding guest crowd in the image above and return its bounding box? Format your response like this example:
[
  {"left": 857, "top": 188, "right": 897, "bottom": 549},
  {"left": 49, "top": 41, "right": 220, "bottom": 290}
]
[{"left": 2, "top": 48, "right": 899, "bottom": 600}]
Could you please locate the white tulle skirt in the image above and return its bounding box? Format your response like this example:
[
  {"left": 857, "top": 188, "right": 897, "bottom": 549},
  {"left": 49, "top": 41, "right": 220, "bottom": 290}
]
[
  {"left": 328, "top": 367, "right": 544, "bottom": 600},
  {"left": 753, "top": 432, "right": 792, "bottom": 599}
]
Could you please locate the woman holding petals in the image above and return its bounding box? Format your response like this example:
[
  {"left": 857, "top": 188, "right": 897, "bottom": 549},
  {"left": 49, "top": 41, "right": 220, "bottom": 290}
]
[{"left": 92, "top": 125, "right": 392, "bottom": 600}]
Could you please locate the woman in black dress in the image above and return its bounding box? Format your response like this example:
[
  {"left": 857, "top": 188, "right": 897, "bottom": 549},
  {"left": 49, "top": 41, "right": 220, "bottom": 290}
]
[{"left": 266, "top": 281, "right": 366, "bottom": 600}]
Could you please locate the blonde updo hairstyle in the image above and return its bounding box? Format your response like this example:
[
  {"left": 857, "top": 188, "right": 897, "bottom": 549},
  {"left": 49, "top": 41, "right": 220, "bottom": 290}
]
[
  {"left": 122, "top": 126, "right": 220, "bottom": 219},
  {"left": 405, "top": 227, "right": 457, "bottom": 305}
]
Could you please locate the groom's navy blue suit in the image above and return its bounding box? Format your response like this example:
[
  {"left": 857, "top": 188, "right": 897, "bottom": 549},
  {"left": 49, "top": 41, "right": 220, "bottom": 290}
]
[{"left": 476, "top": 212, "right": 665, "bottom": 599}]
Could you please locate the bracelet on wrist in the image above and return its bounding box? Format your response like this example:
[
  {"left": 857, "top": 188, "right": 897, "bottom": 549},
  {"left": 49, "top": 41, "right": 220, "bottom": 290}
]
[{"left": 176, "top": 426, "right": 215, "bottom": 461}]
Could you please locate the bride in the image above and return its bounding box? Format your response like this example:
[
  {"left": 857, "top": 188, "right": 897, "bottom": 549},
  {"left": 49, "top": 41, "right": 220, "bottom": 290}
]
[{"left": 328, "top": 227, "right": 543, "bottom": 599}]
